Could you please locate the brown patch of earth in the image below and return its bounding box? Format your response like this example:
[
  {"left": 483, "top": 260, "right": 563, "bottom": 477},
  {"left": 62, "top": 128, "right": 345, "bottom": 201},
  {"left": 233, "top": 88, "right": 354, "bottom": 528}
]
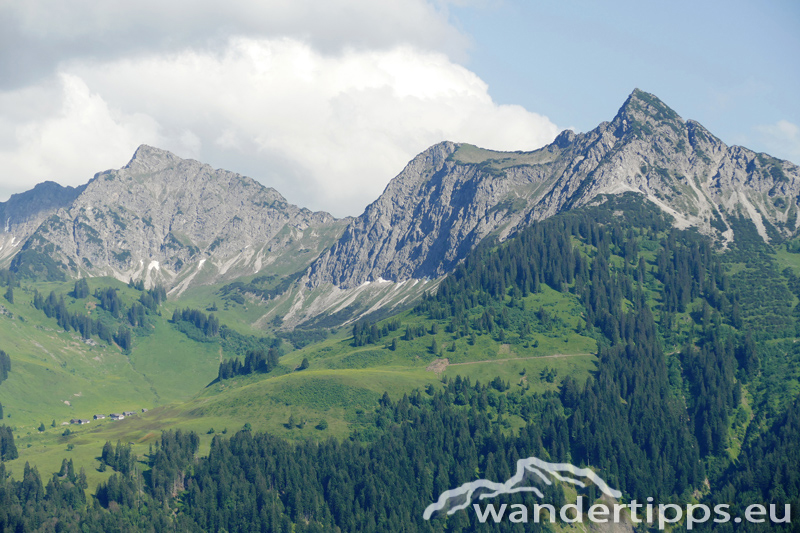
[{"left": 426, "top": 358, "right": 449, "bottom": 375}]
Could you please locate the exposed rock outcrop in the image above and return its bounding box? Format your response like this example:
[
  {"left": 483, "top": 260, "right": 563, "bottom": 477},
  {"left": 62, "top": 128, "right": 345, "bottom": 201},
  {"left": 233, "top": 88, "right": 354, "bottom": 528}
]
[
  {"left": 308, "top": 89, "right": 799, "bottom": 289},
  {"left": 10, "top": 146, "right": 345, "bottom": 289}
]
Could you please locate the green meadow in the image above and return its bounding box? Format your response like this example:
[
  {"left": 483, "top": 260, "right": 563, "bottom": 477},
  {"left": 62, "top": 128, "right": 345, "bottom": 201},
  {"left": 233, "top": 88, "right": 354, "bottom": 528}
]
[{"left": 0, "top": 269, "right": 602, "bottom": 490}]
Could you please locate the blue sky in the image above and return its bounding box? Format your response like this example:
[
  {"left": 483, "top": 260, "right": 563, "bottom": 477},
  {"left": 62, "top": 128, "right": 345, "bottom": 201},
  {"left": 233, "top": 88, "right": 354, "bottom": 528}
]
[
  {"left": 0, "top": 0, "right": 797, "bottom": 216},
  {"left": 452, "top": 0, "right": 799, "bottom": 156}
]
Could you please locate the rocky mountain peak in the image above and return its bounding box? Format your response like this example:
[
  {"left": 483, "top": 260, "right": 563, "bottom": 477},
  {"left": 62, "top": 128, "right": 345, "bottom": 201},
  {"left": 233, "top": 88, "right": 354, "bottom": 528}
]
[
  {"left": 124, "top": 144, "right": 186, "bottom": 174},
  {"left": 8, "top": 146, "right": 343, "bottom": 289},
  {"left": 0, "top": 180, "right": 86, "bottom": 263},
  {"left": 5, "top": 90, "right": 799, "bottom": 328},
  {"left": 552, "top": 129, "right": 576, "bottom": 148},
  {"left": 305, "top": 89, "right": 800, "bottom": 295},
  {"left": 612, "top": 88, "right": 684, "bottom": 137}
]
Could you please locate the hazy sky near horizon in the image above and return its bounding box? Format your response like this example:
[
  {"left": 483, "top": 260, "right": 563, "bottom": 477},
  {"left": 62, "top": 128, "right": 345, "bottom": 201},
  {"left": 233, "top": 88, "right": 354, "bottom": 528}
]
[{"left": 0, "top": 0, "right": 797, "bottom": 217}]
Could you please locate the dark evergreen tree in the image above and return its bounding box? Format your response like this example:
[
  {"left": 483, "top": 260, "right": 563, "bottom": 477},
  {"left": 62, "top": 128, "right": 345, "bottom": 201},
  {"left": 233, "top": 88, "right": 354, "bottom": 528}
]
[
  {"left": 0, "top": 349, "right": 10, "bottom": 383},
  {"left": 0, "top": 425, "right": 18, "bottom": 460},
  {"left": 72, "top": 278, "right": 90, "bottom": 299}
]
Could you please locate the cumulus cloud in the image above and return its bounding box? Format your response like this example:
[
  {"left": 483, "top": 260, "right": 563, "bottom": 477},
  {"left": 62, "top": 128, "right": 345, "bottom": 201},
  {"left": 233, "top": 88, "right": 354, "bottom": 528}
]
[
  {"left": 0, "top": 37, "right": 558, "bottom": 216},
  {"left": 756, "top": 120, "right": 800, "bottom": 165},
  {"left": 0, "top": 0, "right": 469, "bottom": 89},
  {"left": 0, "top": 74, "right": 162, "bottom": 195},
  {"left": 0, "top": 1, "right": 560, "bottom": 216}
]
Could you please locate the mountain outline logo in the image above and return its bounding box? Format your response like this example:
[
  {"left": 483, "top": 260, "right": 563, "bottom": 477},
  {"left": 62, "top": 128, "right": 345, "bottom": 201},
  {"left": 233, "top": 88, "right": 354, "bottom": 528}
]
[{"left": 423, "top": 456, "right": 621, "bottom": 520}]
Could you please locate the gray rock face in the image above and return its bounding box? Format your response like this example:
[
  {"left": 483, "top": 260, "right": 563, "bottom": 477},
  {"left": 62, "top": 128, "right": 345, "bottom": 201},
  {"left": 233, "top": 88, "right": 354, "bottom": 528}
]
[
  {"left": 309, "top": 89, "right": 800, "bottom": 289},
  {"left": 5, "top": 89, "right": 798, "bottom": 306},
  {"left": 0, "top": 181, "right": 85, "bottom": 264},
  {"left": 11, "top": 145, "right": 344, "bottom": 289}
]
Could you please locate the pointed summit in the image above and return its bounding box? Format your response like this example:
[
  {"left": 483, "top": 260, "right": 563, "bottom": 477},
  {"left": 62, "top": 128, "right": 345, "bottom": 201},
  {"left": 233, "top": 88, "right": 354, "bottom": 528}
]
[
  {"left": 11, "top": 141, "right": 340, "bottom": 288},
  {"left": 125, "top": 144, "right": 184, "bottom": 173},
  {"left": 615, "top": 89, "right": 683, "bottom": 127}
]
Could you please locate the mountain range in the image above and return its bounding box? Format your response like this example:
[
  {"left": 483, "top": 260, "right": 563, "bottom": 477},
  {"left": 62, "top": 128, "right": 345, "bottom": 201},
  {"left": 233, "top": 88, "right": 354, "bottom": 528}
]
[
  {"left": 2, "top": 89, "right": 798, "bottom": 326},
  {"left": 306, "top": 89, "right": 799, "bottom": 289},
  {"left": 1, "top": 89, "right": 799, "bottom": 531}
]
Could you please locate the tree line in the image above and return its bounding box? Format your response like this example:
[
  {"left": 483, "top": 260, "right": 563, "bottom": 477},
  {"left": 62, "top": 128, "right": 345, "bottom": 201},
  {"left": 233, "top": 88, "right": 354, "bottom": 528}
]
[
  {"left": 217, "top": 348, "right": 281, "bottom": 381},
  {"left": 31, "top": 281, "right": 166, "bottom": 350}
]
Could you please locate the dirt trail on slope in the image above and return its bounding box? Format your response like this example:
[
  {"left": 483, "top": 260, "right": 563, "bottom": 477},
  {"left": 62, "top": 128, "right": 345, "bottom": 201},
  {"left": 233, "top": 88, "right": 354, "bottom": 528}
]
[{"left": 426, "top": 353, "right": 594, "bottom": 374}]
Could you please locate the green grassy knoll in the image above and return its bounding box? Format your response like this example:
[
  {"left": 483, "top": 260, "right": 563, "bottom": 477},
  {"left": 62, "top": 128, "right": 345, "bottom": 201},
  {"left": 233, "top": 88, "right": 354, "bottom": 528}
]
[
  {"left": 167, "top": 281, "right": 271, "bottom": 337},
  {"left": 774, "top": 244, "right": 800, "bottom": 275},
  {"left": 441, "top": 353, "right": 597, "bottom": 395},
  {"left": 7, "top": 405, "right": 232, "bottom": 494},
  {"left": 8, "top": 420, "right": 122, "bottom": 494},
  {"left": 289, "top": 284, "right": 596, "bottom": 372},
  {"left": 450, "top": 143, "right": 560, "bottom": 169},
  {"left": 188, "top": 367, "right": 436, "bottom": 436}
]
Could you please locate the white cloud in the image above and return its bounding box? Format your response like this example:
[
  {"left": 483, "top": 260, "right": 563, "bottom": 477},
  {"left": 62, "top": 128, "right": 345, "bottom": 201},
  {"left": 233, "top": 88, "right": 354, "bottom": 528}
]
[
  {"left": 756, "top": 120, "right": 800, "bottom": 165},
  {"left": 0, "top": 38, "right": 558, "bottom": 216},
  {"left": 7, "top": 0, "right": 463, "bottom": 49},
  {"left": 0, "top": 74, "right": 162, "bottom": 191},
  {"left": 0, "top": 0, "right": 470, "bottom": 89}
]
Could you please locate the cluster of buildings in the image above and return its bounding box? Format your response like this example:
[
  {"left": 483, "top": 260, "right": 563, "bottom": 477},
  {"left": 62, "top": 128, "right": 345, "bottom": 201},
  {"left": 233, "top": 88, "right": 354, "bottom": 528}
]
[{"left": 68, "top": 408, "right": 147, "bottom": 425}]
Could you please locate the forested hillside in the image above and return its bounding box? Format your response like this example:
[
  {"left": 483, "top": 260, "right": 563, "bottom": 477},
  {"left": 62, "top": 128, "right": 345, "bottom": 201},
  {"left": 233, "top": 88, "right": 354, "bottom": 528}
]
[{"left": 0, "top": 193, "right": 798, "bottom": 530}]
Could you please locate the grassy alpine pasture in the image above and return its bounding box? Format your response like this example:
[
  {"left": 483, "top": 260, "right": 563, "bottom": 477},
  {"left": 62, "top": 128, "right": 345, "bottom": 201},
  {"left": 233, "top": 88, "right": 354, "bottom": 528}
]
[
  {"left": 0, "top": 277, "right": 224, "bottom": 430},
  {"left": 0, "top": 265, "right": 602, "bottom": 493},
  {"left": 290, "top": 284, "right": 597, "bottom": 370},
  {"left": 440, "top": 353, "right": 597, "bottom": 396},
  {"left": 165, "top": 280, "right": 273, "bottom": 337},
  {"left": 0, "top": 282, "right": 155, "bottom": 428}
]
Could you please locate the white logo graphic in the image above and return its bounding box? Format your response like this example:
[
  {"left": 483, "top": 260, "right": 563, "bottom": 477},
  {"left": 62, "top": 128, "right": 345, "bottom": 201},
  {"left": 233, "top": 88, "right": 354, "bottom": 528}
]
[{"left": 424, "top": 456, "right": 622, "bottom": 520}]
